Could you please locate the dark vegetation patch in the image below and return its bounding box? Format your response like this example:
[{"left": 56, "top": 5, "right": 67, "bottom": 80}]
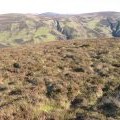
[
  {"left": 13, "top": 63, "right": 21, "bottom": 69},
  {"left": 9, "top": 89, "right": 22, "bottom": 95},
  {"left": 0, "top": 85, "right": 7, "bottom": 91}
]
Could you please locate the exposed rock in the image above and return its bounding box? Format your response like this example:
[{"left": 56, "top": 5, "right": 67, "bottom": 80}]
[{"left": 107, "top": 18, "right": 120, "bottom": 37}]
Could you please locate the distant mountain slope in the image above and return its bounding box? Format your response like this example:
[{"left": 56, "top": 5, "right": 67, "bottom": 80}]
[
  {"left": 40, "top": 12, "right": 62, "bottom": 16},
  {"left": 0, "top": 12, "right": 120, "bottom": 46}
]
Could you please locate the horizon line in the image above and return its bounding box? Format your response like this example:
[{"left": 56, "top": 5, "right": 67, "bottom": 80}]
[{"left": 0, "top": 10, "right": 119, "bottom": 15}]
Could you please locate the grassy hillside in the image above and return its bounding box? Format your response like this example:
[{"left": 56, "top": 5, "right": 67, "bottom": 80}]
[
  {"left": 0, "top": 38, "right": 120, "bottom": 119},
  {"left": 0, "top": 12, "right": 120, "bottom": 46}
]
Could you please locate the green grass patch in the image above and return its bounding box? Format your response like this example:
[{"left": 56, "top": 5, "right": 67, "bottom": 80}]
[
  {"left": 0, "top": 31, "right": 11, "bottom": 41},
  {"left": 35, "top": 27, "right": 49, "bottom": 36}
]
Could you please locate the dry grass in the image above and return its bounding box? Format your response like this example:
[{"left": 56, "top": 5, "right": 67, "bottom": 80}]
[{"left": 0, "top": 38, "right": 120, "bottom": 120}]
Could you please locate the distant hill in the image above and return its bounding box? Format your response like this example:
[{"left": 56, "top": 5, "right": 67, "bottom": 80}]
[
  {"left": 40, "top": 12, "right": 62, "bottom": 16},
  {"left": 0, "top": 11, "right": 120, "bottom": 46}
]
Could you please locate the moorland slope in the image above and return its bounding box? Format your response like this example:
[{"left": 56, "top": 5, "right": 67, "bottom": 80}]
[{"left": 0, "top": 38, "right": 120, "bottom": 120}]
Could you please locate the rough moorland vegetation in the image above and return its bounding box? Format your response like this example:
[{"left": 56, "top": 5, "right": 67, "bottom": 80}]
[{"left": 0, "top": 38, "right": 120, "bottom": 120}]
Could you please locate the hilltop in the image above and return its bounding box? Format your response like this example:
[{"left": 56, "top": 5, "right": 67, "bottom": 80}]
[
  {"left": 0, "top": 38, "right": 120, "bottom": 120},
  {"left": 0, "top": 12, "right": 120, "bottom": 47}
]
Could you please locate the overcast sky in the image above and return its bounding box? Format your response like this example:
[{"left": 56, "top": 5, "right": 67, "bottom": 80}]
[{"left": 0, "top": 0, "right": 120, "bottom": 14}]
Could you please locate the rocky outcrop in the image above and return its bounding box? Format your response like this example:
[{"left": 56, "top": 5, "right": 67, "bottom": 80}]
[
  {"left": 54, "top": 20, "right": 75, "bottom": 40},
  {"left": 107, "top": 18, "right": 120, "bottom": 37}
]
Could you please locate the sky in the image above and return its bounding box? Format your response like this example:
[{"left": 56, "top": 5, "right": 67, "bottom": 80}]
[{"left": 0, "top": 0, "right": 120, "bottom": 14}]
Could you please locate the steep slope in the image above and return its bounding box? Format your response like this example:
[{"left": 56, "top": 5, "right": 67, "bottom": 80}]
[
  {"left": 0, "top": 12, "right": 120, "bottom": 46},
  {"left": 0, "top": 38, "right": 120, "bottom": 120}
]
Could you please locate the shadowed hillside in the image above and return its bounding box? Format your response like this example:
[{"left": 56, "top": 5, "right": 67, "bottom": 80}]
[
  {"left": 0, "top": 12, "right": 120, "bottom": 47},
  {"left": 0, "top": 38, "right": 120, "bottom": 120}
]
